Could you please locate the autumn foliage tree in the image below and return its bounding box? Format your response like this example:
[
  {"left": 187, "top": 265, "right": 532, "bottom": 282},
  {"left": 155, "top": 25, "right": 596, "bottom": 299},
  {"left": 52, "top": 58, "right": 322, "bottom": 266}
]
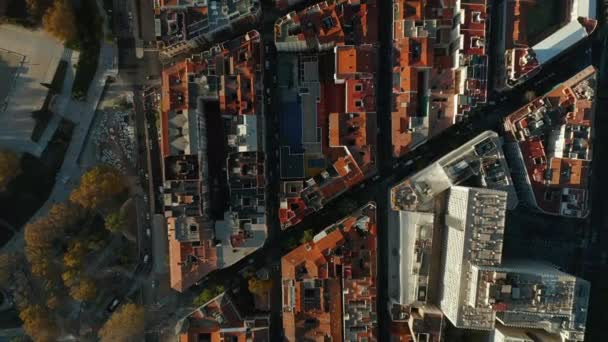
[
  {"left": 19, "top": 305, "right": 58, "bottom": 342},
  {"left": 247, "top": 277, "right": 272, "bottom": 296},
  {"left": 42, "top": 0, "right": 77, "bottom": 43},
  {"left": 104, "top": 210, "right": 128, "bottom": 233},
  {"left": 68, "top": 276, "right": 97, "bottom": 302},
  {"left": 0, "top": 149, "right": 21, "bottom": 191},
  {"left": 24, "top": 202, "right": 85, "bottom": 278},
  {"left": 70, "top": 166, "right": 126, "bottom": 210},
  {"left": 25, "top": 0, "right": 54, "bottom": 20},
  {"left": 98, "top": 303, "right": 145, "bottom": 342}
]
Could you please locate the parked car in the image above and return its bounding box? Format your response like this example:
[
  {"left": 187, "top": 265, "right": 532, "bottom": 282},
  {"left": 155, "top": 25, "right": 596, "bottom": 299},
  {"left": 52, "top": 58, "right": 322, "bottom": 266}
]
[{"left": 107, "top": 297, "right": 121, "bottom": 312}]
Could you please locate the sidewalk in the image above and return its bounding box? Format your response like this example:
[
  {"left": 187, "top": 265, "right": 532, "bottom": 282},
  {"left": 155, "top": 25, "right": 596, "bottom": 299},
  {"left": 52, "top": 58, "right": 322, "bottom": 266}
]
[{"left": 1, "top": 0, "right": 118, "bottom": 255}]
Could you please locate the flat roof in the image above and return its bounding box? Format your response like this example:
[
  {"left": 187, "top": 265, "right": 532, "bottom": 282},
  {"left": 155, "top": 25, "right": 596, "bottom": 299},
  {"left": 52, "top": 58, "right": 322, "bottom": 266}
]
[{"left": 532, "top": 21, "right": 588, "bottom": 65}]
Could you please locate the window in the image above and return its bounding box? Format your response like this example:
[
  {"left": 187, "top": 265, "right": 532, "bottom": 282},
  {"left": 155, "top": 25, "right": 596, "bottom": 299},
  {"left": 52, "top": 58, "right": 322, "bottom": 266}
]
[
  {"left": 355, "top": 100, "right": 363, "bottom": 108},
  {"left": 355, "top": 83, "right": 363, "bottom": 92}
]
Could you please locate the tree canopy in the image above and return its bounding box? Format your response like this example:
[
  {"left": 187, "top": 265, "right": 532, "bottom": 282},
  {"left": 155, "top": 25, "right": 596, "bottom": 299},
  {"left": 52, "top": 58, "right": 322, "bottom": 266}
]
[
  {"left": 193, "top": 285, "right": 225, "bottom": 307},
  {"left": 248, "top": 277, "right": 272, "bottom": 296},
  {"left": 68, "top": 276, "right": 96, "bottom": 302},
  {"left": 25, "top": 0, "right": 54, "bottom": 20},
  {"left": 42, "top": 0, "right": 77, "bottom": 43},
  {"left": 19, "top": 305, "right": 58, "bottom": 342},
  {"left": 70, "top": 166, "right": 126, "bottom": 210},
  {"left": 104, "top": 210, "right": 128, "bottom": 233},
  {"left": 98, "top": 303, "right": 145, "bottom": 342},
  {"left": 0, "top": 149, "right": 21, "bottom": 191},
  {"left": 300, "top": 229, "right": 315, "bottom": 244}
]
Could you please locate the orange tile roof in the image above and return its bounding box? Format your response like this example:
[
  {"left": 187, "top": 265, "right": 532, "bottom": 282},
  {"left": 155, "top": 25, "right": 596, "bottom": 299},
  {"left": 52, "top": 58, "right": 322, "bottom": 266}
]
[
  {"left": 335, "top": 45, "right": 375, "bottom": 79},
  {"left": 503, "top": 67, "right": 596, "bottom": 216},
  {"left": 336, "top": 45, "right": 357, "bottom": 75},
  {"left": 180, "top": 294, "right": 269, "bottom": 342},
  {"left": 345, "top": 79, "right": 376, "bottom": 113},
  {"left": 281, "top": 205, "right": 378, "bottom": 341},
  {"left": 168, "top": 218, "right": 218, "bottom": 292}
]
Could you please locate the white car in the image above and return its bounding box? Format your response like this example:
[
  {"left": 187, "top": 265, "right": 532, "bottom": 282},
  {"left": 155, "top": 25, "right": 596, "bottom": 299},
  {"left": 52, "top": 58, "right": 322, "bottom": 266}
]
[
  {"left": 143, "top": 254, "right": 150, "bottom": 263},
  {"left": 146, "top": 228, "right": 151, "bottom": 237}
]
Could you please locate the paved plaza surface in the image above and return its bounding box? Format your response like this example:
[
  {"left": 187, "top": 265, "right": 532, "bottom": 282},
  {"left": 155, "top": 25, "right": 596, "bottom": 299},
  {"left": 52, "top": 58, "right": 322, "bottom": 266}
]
[
  {"left": 0, "top": 49, "right": 24, "bottom": 107},
  {"left": 0, "top": 24, "right": 66, "bottom": 154}
]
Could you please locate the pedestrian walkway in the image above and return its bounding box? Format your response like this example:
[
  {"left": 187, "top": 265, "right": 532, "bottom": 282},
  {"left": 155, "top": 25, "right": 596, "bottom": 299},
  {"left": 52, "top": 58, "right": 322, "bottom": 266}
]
[{"left": 0, "top": 0, "right": 118, "bottom": 255}]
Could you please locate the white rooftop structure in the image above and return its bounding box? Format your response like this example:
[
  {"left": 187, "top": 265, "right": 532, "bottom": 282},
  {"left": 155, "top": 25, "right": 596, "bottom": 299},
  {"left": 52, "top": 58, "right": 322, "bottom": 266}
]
[
  {"left": 389, "top": 211, "right": 435, "bottom": 307},
  {"left": 439, "top": 186, "right": 507, "bottom": 330},
  {"left": 532, "top": 22, "right": 588, "bottom": 65},
  {"left": 391, "top": 131, "right": 518, "bottom": 211},
  {"left": 489, "top": 323, "right": 562, "bottom": 342},
  {"left": 232, "top": 115, "right": 258, "bottom": 152},
  {"left": 476, "top": 260, "right": 590, "bottom": 341},
  {"left": 531, "top": 0, "right": 596, "bottom": 65}
]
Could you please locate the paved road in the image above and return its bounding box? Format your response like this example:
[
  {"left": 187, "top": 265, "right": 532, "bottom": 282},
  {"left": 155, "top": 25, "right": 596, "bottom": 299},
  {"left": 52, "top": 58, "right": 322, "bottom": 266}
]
[
  {"left": 580, "top": 27, "right": 608, "bottom": 341},
  {"left": 117, "top": 3, "right": 602, "bottom": 341}
]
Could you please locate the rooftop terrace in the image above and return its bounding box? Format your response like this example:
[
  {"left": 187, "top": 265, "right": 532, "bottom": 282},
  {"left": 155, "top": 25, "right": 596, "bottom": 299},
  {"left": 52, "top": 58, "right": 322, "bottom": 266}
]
[{"left": 503, "top": 65, "right": 596, "bottom": 218}]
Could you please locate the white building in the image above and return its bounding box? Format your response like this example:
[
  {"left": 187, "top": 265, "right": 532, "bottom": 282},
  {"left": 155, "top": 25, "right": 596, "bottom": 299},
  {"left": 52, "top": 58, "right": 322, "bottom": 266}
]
[
  {"left": 490, "top": 323, "right": 561, "bottom": 342},
  {"left": 439, "top": 186, "right": 508, "bottom": 330}
]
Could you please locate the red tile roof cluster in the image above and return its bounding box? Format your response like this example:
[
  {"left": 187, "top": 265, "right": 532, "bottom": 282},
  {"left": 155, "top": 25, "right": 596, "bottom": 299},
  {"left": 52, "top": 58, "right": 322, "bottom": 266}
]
[
  {"left": 160, "top": 59, "right": 207, "bottom": 158},
  {"left": 162, "top": 31, "right": 264, "bottom": 292},
  {"left": 274, "top": 0, "right": 378, "bottom": 51},
  {"left": 281, "top": 204, "right": 377, "bottom": 342},
  {"left": 391, "top": 0, "right": 489, "bottom": 157},
  {"left": 179, "top": 293, "right": 270, "bottom": 342},
  {"left": 214, "top": 31, "right": 262, "bottom": 116},
  {"left": 168, "top": 218, "right": 217, "bottom": 292},
  {"left": 504, "top": 66, "right": 596, "bottom": 218},
  {"left": 279, "top": 46, "right": 378, "bottom": 229}
]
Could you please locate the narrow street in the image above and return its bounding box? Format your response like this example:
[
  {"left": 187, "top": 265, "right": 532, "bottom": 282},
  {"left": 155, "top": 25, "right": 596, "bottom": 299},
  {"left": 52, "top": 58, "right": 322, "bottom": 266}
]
[{"left": 112, "top": 1, "right": 606, "bottom": 341}]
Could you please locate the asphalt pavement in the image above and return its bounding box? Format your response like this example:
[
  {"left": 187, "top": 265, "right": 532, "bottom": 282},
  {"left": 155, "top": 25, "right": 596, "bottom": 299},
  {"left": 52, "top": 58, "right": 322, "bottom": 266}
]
[{"left": 113, "top": 2, "right": 605, "bottom": 341}]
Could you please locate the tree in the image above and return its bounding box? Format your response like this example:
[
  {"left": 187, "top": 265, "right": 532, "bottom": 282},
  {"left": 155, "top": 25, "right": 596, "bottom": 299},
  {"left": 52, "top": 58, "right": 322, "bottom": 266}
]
[
  {"left": 19, "top": 305, "right": 58, "bottom": 342},
  {"left": 69, "top": 277, "right": 96, "bottom": 302},
  {"left": 193, "top": 285, "right": 225, "bottom": 306},
  {"left": 42, "top": 0, "right": 77, "bottom": 43},
  {"left": 70, "top": 166, "right": 126, "bottom": 210},
  {"left": 98, "top": 303, "right": 145, "bottom": 342},
  {"left": 104, "top": 211, "right": 127, "bottom": 233},
  {"left": 524, "top": 90, "right": 537, "bottom": 102},
  {"left": 63, "top": 240, "right": 87, "bottom": 269},
  {"left": 300, "top": 229, "right": 315, "bottom": 244},
  {"left": 247, "top": 277, "right": 272, "bottom": 296},
  {"left": 0, "top": 149, "right": 20, "bottom": 191},
  {"left": 46, "top": 202, "right": 84, "bottom": 231},
  {"left": 25, "top": 0, "right": 54, "bottom": 20}
]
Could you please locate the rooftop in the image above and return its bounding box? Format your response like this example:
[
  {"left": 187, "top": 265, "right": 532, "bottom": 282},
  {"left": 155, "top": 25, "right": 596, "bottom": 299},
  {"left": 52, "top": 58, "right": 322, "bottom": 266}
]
[
  {"left": 179, "top": 292, "right": 270, "bottom": 342},
  {"left": 281, "top": 203, "right": 377, "bottom": 342},
  {"left": 472, "top": 260, "right": 590, "bottom": 339},
  {"left": 503, "top": 0, "right": 597, "bottom": 86},
  {"left": 391, "top": 131, "right": 518, "bottom": 212},
  {"left": 162, "top": 31, "right": 266, "bottom": 292},
  {"left": 155, "top": 0, "right": 261, "bottom": 58},
  {"left": 274, "top": 0, "right": 378, "bottom": 52},
  {"left": 278, "top": 45, "right": 378, "bottom": 229},
  {"left": 391, "top": 0, "right": 489, "bottom": 157},
  {"left": 503, "top": 65, "right": 596, "bottom": 217},
  {"left": 439, "top": 186, "right": 507, "bottom": 330}
]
